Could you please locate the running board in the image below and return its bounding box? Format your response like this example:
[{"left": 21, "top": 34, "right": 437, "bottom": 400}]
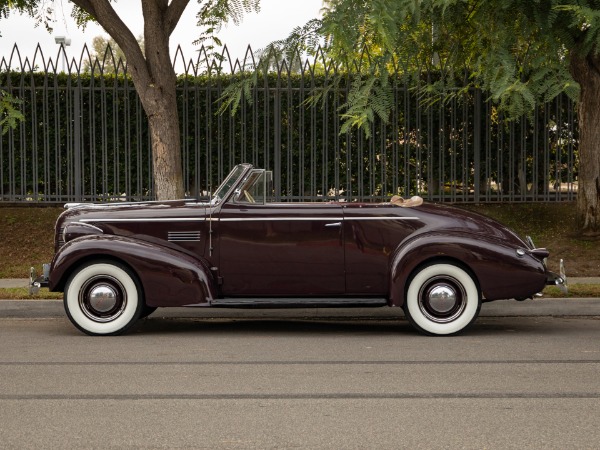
[{"left": 211, "top": 298, "right": 388, "bottom": 308}]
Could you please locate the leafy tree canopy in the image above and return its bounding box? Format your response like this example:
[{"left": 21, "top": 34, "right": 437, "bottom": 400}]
[
  {"left": 325, "top": 0, "right": 600, "bottom": 121},
  {"left": 226, "top": 0, "right": 599, "bottom": 130}
]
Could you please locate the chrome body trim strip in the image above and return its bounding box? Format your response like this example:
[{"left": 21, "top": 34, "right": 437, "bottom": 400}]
[
  {"left": 80, "top": 218, "right": 206, "bottom": 223},
  {"left": 215, "top": 217, "right": 419, "bottom": 222},
  {"left": 80, "top": 216, "right": 419, "bottom": 223}
]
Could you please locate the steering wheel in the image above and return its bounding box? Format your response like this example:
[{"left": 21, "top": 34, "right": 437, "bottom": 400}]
[{"left": 244, "top": 190, "right": 255, "bottom": 203}]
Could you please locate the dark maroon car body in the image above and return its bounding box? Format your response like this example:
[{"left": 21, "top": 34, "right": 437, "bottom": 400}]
[{"left": 32, "top": 163, "right": 565, "bottom": 336}]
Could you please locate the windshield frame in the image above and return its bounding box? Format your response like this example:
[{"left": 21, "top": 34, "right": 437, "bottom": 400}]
[{"left": 210, "top": 164, "right": 252, "bottom": 205}]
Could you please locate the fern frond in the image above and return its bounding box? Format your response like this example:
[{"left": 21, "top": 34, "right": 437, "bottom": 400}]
[
  {"left": 194, "top": 0, "right": 261, "bottom": 66},
  {"left": 0, "top": 90, "right": 24, "bottom": 135},
  {"left": 338, "top": 72, "right": 393, "bottom": 137},
  {"left": 216, "top": 73, "right": 258, "bottom": 116}
]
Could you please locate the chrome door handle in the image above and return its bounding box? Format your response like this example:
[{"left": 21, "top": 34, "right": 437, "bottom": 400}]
[{"left": 325, "top": 222, "right": 342, "bottom": 228}]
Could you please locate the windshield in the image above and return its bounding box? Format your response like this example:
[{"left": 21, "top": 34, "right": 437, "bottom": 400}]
[{"left": 211, "top": 164, "right": 249, "bottom": 204}]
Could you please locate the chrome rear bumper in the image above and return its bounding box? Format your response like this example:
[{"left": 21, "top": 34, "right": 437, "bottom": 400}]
[
  {"left": 29, "top": 264, "right": 50, "bottom": 295},
  {"left": 546, "top": 259, "right": 568, "bottom": 294}
]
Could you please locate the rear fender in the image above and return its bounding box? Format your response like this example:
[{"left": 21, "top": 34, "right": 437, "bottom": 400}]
[
  {"left": 49, "top": 235, "right": 216, "bottom": 307},
  {"left": 389, "top": 232, "right": 547, "bottom": 306}
]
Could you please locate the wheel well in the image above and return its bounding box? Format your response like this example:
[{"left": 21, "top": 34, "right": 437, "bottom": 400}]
[
  {"left": 55, "top": 255, "right": 143, "bottom": 300},
  {"left": 404, "top": 257, "right": 481, "bottom": 298}
]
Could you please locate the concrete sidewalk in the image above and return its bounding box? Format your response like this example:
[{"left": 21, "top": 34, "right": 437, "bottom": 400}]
[
  {"left": 0, "top": 279, "right": 30, "bottom": 288},
  {"left": 2, "top": 277, "right": 599, "bottom": 289}
]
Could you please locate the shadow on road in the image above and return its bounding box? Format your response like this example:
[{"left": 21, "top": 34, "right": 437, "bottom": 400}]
[
  {"left": 132, "top": 317, "right": 412, "bottom": 336},
  {"left": 123, "top": 315, "right": 586, "bottom": 337}
]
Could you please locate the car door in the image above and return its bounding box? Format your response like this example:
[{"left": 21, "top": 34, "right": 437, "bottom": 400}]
[{"left": 216, "top": 201, "right": 345, "bottom": 297}]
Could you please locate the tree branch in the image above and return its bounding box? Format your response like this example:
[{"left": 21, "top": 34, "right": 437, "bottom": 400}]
[
  {"left": 166, "top": 0, "right": 192, "bottom": 36},
  {"left": 71, "top": 0, "right": 150, "bottom": 88},
  {"left": 141, "top": 0, "right": 174, "bottom": 82}
]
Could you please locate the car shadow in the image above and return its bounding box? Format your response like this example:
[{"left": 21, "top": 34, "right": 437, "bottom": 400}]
[
  {"left": 126, "top": 315, "right": 578, "bottom": 337},
  {"left": 132, "top": 316, "right": 414, "bottom": 336}
]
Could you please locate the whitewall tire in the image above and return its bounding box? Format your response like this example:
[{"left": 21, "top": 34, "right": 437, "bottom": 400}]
[
  {"left": 404, "top": 263, "right": 481, "bottom": 336},
  {"left": 64, "top": 261, "right": 143, "bottom": 336}
]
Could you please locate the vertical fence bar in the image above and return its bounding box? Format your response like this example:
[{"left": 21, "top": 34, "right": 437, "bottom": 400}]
[
  {"left": 274, "top": 70, "right": 281, "bottom": 201},
  {"left": 473, "top": 88, "right": 481, "bottom": 203}
]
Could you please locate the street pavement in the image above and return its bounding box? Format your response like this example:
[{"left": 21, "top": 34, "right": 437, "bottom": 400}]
[{"left": 1, "top": 315, "right": 600, "bottom": 448}]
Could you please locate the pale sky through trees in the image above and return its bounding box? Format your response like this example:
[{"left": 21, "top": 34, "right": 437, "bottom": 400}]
[{"left": 0, "top": 0, "right": 323, "bottom": 70}]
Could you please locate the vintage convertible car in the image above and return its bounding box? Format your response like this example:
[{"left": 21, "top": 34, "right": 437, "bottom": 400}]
[{"left": 31, "top": 163, "right": 566, "bottom": 336}]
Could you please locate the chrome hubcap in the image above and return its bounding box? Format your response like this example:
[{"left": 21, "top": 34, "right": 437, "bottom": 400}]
[
  {"left": 89, "top": 285, "right": 118, "bottom": 313},
  {"left": 418, "top": 276, "right": 467, "bottom": 323},
  {"left": 428, "top": 284, "right": 457, "bottom": 313},
  {"left": 79, "top": 275, "right": 127, "bottom": 323}
]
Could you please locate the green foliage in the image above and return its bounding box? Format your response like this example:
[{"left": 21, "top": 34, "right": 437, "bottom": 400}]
[
  {"left": 340, "top": 74, "right": 393, "bottom": 137},
  {"left": 0, "top": 89, "right": 24, "bottom": 134},
  {"left": 216, "top": 73, "right": 255, "bottom": 116},
  {"left": 554, "top": 3, "right": 600, "bottom": 56},
  {"left": 70, "top": 3, "right": 95, "bottom": 30},
  {"left": 222, "top": 0, "right": 600, "bottom": 136},
  {"left": 194, "top": 0, "right": 261, "bottom": 66},
  {"left": 0, "top": 0, "right": 37, "bottom": 20},
  {"left": 0, "top": 0, "right": 55, "bottom": 33}
]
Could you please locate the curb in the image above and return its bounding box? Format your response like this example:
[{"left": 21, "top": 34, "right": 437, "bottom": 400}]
[{"left": 1, "top": 298, "right": 599, "bottom": 319}]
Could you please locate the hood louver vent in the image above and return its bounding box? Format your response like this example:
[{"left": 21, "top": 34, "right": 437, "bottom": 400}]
[{"left": 168, "top": 231, "right": 201, "bottom": 242}]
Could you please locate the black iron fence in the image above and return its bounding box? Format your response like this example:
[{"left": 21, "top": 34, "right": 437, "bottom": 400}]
[{"left": 1, "top": 44, "right": 578, "bottom": 203}]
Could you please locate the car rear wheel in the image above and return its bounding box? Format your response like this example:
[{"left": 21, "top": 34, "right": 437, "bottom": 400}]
[
  {"left": 64, "top": 261, "right": 143, "bottom": 336},
  {"left": 404, "top": 263, "right": 481, "bottom": 336}
]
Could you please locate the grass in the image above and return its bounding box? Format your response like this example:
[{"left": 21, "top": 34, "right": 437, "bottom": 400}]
[
  {"left": 0, "top": 288, "right": 62, "bottom": 300},
  {"left": 0, "top": 207, "right": 61, "bottom": 278},
  {"left": 0, "top": 202, "right": 598, "bottom": 283},
  {"left": 543, "top": 284, "right": 600, "bottom": 298}
]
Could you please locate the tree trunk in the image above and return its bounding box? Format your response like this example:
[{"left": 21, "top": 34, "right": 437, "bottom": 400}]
[
  {"left": 146, "top": 93, "right": 184, "bottom": 200},
  {"left": 71, "top": 0, "right": 190, "bottom": 200},
  {"left": 570, "top": 52, "right": 600, "bottom": 236},
  {"left": 137, "top": 81, "right": 184, "bottom": 201}
]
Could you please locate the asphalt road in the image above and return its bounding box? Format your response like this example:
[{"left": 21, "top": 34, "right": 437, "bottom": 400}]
[{"left": 1, "top": 314, "right": 600, "bottom": 449}]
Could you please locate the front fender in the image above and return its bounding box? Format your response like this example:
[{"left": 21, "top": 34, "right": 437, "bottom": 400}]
[
  {"left": 49, "top": 235, "right": 216, "bottom": 307},
  {"left": 389, "top": 232, "right": 547, "bottom": 306}
]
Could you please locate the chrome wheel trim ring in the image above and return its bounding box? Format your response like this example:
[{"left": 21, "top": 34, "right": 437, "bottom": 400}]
[
  {"left": 79, "top": 275, "right": 127, "bottom": 323},
  {"left": 418, "top": 275, "right": 467, "bottom": 324}
]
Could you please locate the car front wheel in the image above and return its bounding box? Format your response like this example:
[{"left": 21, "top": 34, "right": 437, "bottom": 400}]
[
  {"left": 404, "top": 263, "right": 481, "bottom": 336},
  {"left": 64, "top": 261, "right": 143, "bottom": 336}
]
